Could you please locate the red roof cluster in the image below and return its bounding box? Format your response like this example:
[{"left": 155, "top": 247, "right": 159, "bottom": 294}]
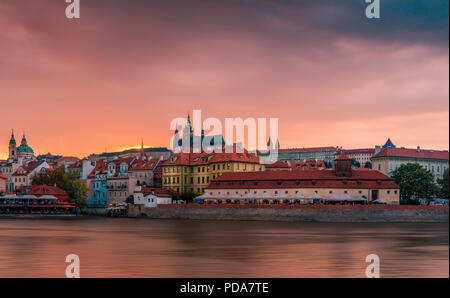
[
  {"left": 129, "top": 158, "right": 160, "bottom": 171},
  {"left": 265, "top": 161, "right": 291, "bottom": 169},
  {"left": 290, "top": 160, "right": 326, "bottom": 170},
  {"left": 68, "top": 160, "right": 82, "bottom": 169},
  {"left": 334, "top": 154, "right": 352, "bottom": 161},
  {"left": 87, "top": 160, "right": 108, "bottom": 178},
  {"left": 207, "top": 169, "right": 398, "bottom": 190},
  {"left": 138, "top": 187, "right": 175, "bottom": 198},
  {"left": 161, "top": 148, "right": 260, "bottom": 166},
  {"left": 14, "top": 185, "right": 69, "bottom": 202},
  {"left": 373, "top": 147, "right": 449, "bottom": 160},
  {"left": 12, "top": 161, "right": 40, "bottom": 176},
  {"left": 265, "top": 160, "right": 326, "bottom": 170},
  {"left": 110, "top": 157, "right": 135, "bottom": 166}
]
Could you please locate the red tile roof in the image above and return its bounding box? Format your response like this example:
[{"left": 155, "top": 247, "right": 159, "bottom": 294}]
[
  {"left": 373, "top": 147, "right": 449, "bottom": 160},
  {"left": 12, "top": 162, "right": 40, "bottom": 176},
  {"left": 139, "top": 187, "right": 175, "bottom": 198},
  {"left": 68, "top": 161, "right": 82, "bottom": 169},
  {"left": 290, "top": 160, "right": 326, "bottom": 170},
  {"left": 0, "top": 174, "right": 6, "bottom": 180},
  {"left": 335, "top": 154, "right": 351, "bottom": 161},
  {"left": 161, "top": 148, "right": 260, "bottom": 166},
  {"left": 109, "top": 157, "right": 135, "bottom": 167},
  {"left": 266, "top": 160, "right": 326, "bottom": 170},
  {"left": 207, "top": 169, "right": 398, "bottom": 190},
  {"left": 15, "top": 185, "right": 68, "bottom": 197},
  {"left": 87, "top": 161, "right": 107, "bottom": 178},
  {"left": 265, "top": 161, "right": 291, "bottom": 169},
  {"left": 129, "top": 158, "right": 160, "bottom": 171}
]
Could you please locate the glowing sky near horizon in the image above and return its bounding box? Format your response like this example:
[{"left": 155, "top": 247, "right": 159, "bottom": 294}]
[{"left": 0, "top": 0, "right": 448, "bottom": 159}]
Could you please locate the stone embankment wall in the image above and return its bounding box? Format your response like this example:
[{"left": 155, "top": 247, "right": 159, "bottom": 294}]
[
  {"left": 82, "top": 207, "right": 108, "bottom": 216},
  {"left": 127, "top": 204, "right": 449, "bottom": 223}
]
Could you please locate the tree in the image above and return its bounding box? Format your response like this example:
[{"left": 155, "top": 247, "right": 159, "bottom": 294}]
[
  {"left": 324, "top": 161, "right": 333, "bottom": 169},
  {"left": 364, "top": 161, "right": 372, "bottom": 169},
  {"left": 125, "top": 195, "right": 134, "bottom": 204},
  {"left": 391, "top": 163, "right": 436, "bottom": 204},
  {"left": 437, "top": 168, "right": 449, "bottom": 199},
  {"left": 177, "top": 190, "right": 199, "bottom": 203},
  {"left": 32, "top": 167, "right": 88, "bottom": 207},
  {"left": 351, "top": 159, "right": 360, "bottom": 168}
]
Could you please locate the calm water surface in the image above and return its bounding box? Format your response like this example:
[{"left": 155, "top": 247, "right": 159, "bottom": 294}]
[{"left": 0, "top": 217, "right": 448, "bottom": 277}]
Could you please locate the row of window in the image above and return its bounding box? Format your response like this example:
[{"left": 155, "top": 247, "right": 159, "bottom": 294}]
[
  {"left": 164, "top": 175, "right": 213, "bottom": 185},
  {"left": 164, "top": 164, "right": 263, "bottom": 173},
  {"left": 215, "top": 189, "right": 398, "bottom": 195},
  {"left": 0, "top": 167, "right": 12, "bottom": 173},
  {"left": 382, "top": 163, "right": 448, "bottom": 174},
  {"left": 14, "top": 177, "right": 26, "bottom": 183}
]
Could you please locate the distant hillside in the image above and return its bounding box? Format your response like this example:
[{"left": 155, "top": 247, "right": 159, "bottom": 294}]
[{"left": 95, "top": 147, "right": 170, "bottom": 157}]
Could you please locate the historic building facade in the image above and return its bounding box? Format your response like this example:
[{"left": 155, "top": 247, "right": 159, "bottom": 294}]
[
  {"left": 106, "top": 176, "right": 137, "bottom": 204},
  {"left": 11, "top": 161, "right": 51, "bottom": 190},
  {"left": 161, "top": 148, "right": 264, "bottom": 194},
  {"left": 1, "top": 131, "right": 39, "bottom": 193},
  {"left": 0, "top": 174, "right": 5, "bottom": 194},
  {"left": 371, "top": 146, "right": 449, "bottom": 181},
  {"left": 128, "top": 158, "right": 161, "bottom": 186},
  {"left": 172, "top": 114, "right": 225, "bottom": 153},
  {"left": 336, "top": 148, "right": 375, "bottom": 168},
  {"left": 259, "top": 145, "right": 338, "bottom": 167},
  {"left": 9, "top": 131, "right": 35, "bottom": 161},
  {"left": 206, "top": 155, "right": 400, "bottom": 204}
]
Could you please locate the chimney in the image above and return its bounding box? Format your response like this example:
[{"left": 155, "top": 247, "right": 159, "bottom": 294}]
[
  {"left": 375, "top": 146, "right": 381, "bottom": 154},
  {"left": 417, "top": 146, "right": 421, "bottom": 152}
]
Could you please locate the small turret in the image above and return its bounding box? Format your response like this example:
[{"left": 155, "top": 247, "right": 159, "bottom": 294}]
[
  {"left": 21, "top": 133, "right": 27, "bottom": 146},
  {"left": 8, "top": 129, "right": 17, "bottom": 160}
]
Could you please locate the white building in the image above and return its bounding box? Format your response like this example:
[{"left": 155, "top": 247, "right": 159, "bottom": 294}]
[
  {"left": 372, "top": 146, "right": 449, "bottom": 181},
  {"left": 133, "top": 186, "right": 173, "bottom": 207}
]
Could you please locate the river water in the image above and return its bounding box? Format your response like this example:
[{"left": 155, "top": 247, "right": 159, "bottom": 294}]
[{"left": 0, "top": 217, "right": 448, "bottom": 278}]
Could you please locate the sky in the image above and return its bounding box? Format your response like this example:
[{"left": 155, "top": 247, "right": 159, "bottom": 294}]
[{"left": 0, "top": 0, "right": 448, "bottom": 159}]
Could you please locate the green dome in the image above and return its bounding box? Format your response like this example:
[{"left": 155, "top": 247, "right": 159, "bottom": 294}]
[{"left": 17, "top": 145, "right": 34, "bottom": 153}]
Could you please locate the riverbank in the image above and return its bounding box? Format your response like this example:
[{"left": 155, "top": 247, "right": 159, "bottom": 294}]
[{"left": 125, "top": 204, "right": 449, "bottom": 223}]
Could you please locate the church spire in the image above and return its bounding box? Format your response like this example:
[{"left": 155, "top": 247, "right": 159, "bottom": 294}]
[
  {"left": 9, "top": 129, "right": 16, "bottom": 145},
  {"left": 140, "top": 138, "right": 145, "bottom": 160}
]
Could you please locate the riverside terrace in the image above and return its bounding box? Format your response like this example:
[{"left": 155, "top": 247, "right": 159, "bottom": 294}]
[
  {"left": 201, "top": 155, "right": 400, "bottom": 205},
  {"left": 0, "top": 185, "right": 76, "bottom": 215}
]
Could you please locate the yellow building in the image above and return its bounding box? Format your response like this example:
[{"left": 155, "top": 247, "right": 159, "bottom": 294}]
[{"left": 161, "top": 149, "right": 264, "bottom": 194}]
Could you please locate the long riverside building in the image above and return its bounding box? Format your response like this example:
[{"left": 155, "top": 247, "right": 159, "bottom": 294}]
[{"left": 205, "top": 155, "right": 400, "bottom": 204}]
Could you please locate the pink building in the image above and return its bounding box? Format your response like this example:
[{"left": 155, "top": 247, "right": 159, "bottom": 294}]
[{"left": 0, "top": 174, "right": 6, "bottom": 193}]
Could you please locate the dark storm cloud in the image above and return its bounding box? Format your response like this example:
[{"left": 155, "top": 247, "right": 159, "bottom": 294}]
[{"left": 0, "top": 0, "right": 448, "bottom": 157}]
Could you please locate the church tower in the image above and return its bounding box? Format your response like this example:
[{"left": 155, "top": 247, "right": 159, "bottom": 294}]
[
  {"left": 140, "top": 138, "right": 146, "bottom": 160},
  {"left": 334, "top": 155, "right": 352, "bottom": 177},
  {"left": 8, "top": 129, "right": 17, "bottom": 160},
  {"left": 182, "top": 114, "right": 193, "bottom": 151}
]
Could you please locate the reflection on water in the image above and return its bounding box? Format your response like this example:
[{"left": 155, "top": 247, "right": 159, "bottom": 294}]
[{"left": 0, "top": 217, "right": 448, "bottom": 277}]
